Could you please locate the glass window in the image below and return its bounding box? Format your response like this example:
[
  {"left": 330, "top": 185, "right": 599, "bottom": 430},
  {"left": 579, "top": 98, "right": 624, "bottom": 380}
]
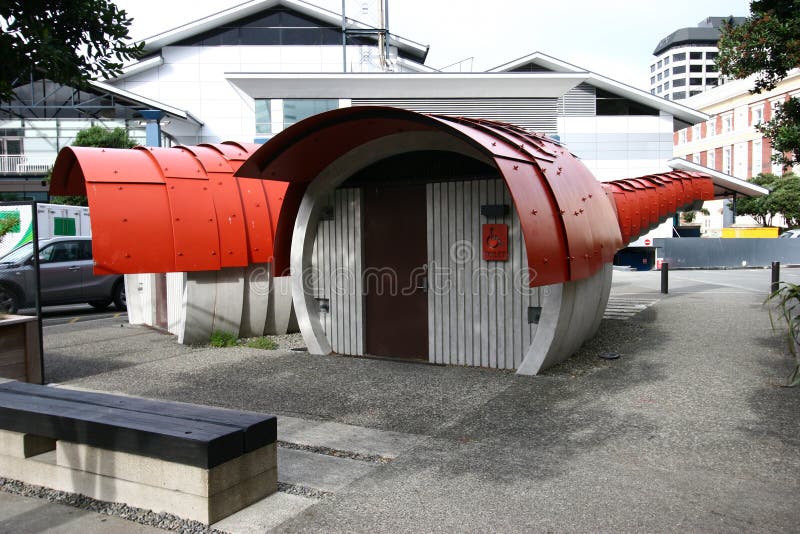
[
  {"left": 706, "top": 64, "right": 718, "bottom": 72},
  {"left": 664, "top": 81, "right": 670, "bottom": 89},
  {"left": 706, "top": 77, "right": 719, "bottom": 86},
  {"left": 664, "top": 56, "right": 670, "bottom": 65},
  {"left": 255, "top": 99, "right": 272, "bottom": 134},
  {"left": 673, "top": 91, "right": 686, "bottom": 99},
  {"left": 689, "top": 78, "right": 703, "bottom": 85},
  {"left": 673, "top": 78, "right": 686, "bottom": 87},
  {"left": 657, "top": 86, "right": 662, "bottom": 93},
  {"left": 651, "top": 64, "right": 656, "bottom": 72},
  {"left": 752, "top": 106, "right": 764, "bottom": 125},
  {"left": 723, "top": 115, "right": 732, "bottom": 132},
  {"left": 679, "top": 130, "right": 687, "bottom": 143},
  {"left": 283, "top": 99, "right": 339, "bottom": 128},
  {"left": 690, "top": 51, "right": 703, "bottom": 60},
  {"left": 690, "top": 90, "right": 703, "bottom": 97},
  {"left": 707, "top": 150, "right": 716, "bottom": 169},
  {"left": 752, "top": 139, "right": 762, "bottom": 175},
  {"left": 706, "top": 51, "right": 718, "bottom": 60},
  {"left": 657, "top": 73, "right": 662, "bottom": 81},
  {"left": 650, "top": 76, "right": 656, "bottom": 84},
  {"left": 673, "top": 65, "right": 686, "bottom": 74},
  {"left": 673, "top": 52, "right": 686, "bottom": 61},
  {"left": 690, "top": 64, "right": 703, "bottom": 72},
  {"left": 723, "top": 146, "right": 732, "bottom": 174},
  {"left": 663, "top": 69, "right": 670, "bottom": 78},
  {"left": 657, "top": 60, "right": 663, "bottom": 69},
  {"left": 708, "top": 120, "right": 716, "bottom": 137}
]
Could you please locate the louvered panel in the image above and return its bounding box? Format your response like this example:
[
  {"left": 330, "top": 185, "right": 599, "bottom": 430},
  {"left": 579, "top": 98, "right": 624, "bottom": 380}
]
[
  {"left": 557, "top": 82, "right": 596, "bottom": 116},
  {"left": 310, "top": 188, "right": 363, "bottom": 356},
  {"left": 351, "top": 98, "right": 558, "bottom": 133},
  {"left": 426, "top": 179, "right": 538, "bottom": 370}
]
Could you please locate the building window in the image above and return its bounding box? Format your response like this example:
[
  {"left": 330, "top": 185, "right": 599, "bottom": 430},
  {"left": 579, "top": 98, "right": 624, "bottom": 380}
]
[
  {"left": 689, "top": 77, "right": 703, "bottom": 86},
  {"left": 657, "top": 72, "right": 662, "bottom": 81},
  {"left": 752, "top": 105, "right": 764, "bottom": 125},
  {"left": 657, "top": 85, "right": 662, "bottom": 94},
  {"left": 673, "top": 78, "right": 686, "bottom": 87},
  {"left": 692, "top": 153, "right": 701, "bottom": 164},
  {"left": 664, "top": 81, "right": 670, "bottom": 89},
  {"left": 692, "top": 124, "right": 701, "bottom": 139},
  {"left": 679, "top": 130, "right": 687, "bottom": 144},
  {"left": 690, "top": 64, "right": 703, "bottom": 72},
  {"left": 752, "top": 139, "right": 762, "bottom": 175},
  {"left": 706, "top": 51, "right": 718, "bottom": 60},
  {"left": 657, "top": 60, "right": 663, "bottom": 69},
  {"left": 707, "top": 150, "right": 716, "bottom": 169},
  {"left": 722, "top": 114, "right": 732, "bottom": 132},
  {"left": 0, "top": 137, "right": 23, "bottom": 155},
  {"left": 708, "top": 120, "right": 716, "bottom": 137},
  {"left": 650, "top": 76, "right": 656, "bottom": 85},
  {"left": 651, "top": 89, "right": 656, "bottom": 95},
  {"left": 650, "top": 64, "right": 656, "bottom": 73},
  {"left": 664, "top": 56, "right": 670, "bottom": 65},
  {"left": 690, "top": 51, "right": 703, "bottom": 60},
  {"left": 663, "top": 69, "right": 670, "bottom": 78},
  {"left": 723, "top": 146, "right": 732, "bottom": 174},
  {"left": 690, "top": 90, "right": 702, "bottom": 97},
  {"left": 283, "top": 99, "right": 339, "bottom": 128},
  {"left": 255, "top": 99, "right": 272, "bottom": 134},
  {"left": 706, "top": 64, "right": 718, "bottom": 72},
  {"left": 673, "top": 91, "right": 686, "bottom": 99},
  {"left": 673, "top": 52, "right": 686, "bottom": 61},
  {"left": 706, "top": 77, "right": 719, "bottom": 86},
  {"left": 673, "top": 65, "right": 686, "bottom": 74}
]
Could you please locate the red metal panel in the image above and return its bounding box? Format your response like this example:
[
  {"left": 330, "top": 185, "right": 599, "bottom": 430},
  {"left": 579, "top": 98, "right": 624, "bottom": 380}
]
[
  {"left": 163, "top": 177, "right": 221, "bottom": 271},
  {"left": 136, "top": 147, "right": 207, "bottom": 180},
  {"left": 494, "top": 159, "right": 568, "bottom": 286},
  {"left": 262, "top": 179, "right": 290, "bottom": 242},
  {"left": 237, "top": 177, "right": 273, "bottom": 264},
  {"left": 208, "top": 173, "right": 249, "bottom": 267},
  {"left": 178, "top": 145, "right": 235, "bottom": 174},
  {"left": 85, "top": 182, "right": 175, "bottom": 275}
]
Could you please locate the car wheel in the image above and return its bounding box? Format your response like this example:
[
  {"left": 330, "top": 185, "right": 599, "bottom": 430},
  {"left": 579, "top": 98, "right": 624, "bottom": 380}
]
[
  {"left": 113, "top": 281, "right": 127, "bottom": 311},
  {"left": 88, "top": 300, "right": 111, "bottom": 310},
  {"left": 0, "top": 285, "right": 20, "bottom": 314}
]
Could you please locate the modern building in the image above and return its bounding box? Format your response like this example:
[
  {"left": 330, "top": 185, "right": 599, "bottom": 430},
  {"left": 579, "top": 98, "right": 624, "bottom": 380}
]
[
  {"left": 650, "top": 16, "right": 745, "bottom": 101},
  {"left": 673, "top": 68, "right": 800, "bottom": 233}
]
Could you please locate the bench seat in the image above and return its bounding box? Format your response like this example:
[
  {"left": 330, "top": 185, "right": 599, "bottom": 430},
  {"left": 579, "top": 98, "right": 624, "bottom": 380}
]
[{"left": 0, "top": 381, "right": 278, "bottom": 524}]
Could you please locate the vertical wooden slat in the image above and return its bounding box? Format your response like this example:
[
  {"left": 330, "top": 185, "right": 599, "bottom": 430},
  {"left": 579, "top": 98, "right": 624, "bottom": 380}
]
[
  {"left": 463, "top": 181, "right": 473, "bottom": 367},
  {"left": 503, "top": 185, "right": 514, "bottom": 370},
  {"left": 354, "top": 189, "right": 364, "bottom": 356},
  {"left": 447, "top": 181, "right": 458, "bottom": 366},
  {"left": 455, "top": 182, "right": 465, "bottom": 366},
  {"left": 478, "top": 179, "right": 489, "bottom": 367},
  {"left": 426, "top": 183, "right": 435, "bottom": 363}
]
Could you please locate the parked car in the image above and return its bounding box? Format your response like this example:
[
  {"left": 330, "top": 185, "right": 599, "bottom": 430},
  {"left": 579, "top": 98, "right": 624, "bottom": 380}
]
[
  {"left": 779, "top": 229, "right": 800, "bottom": 238},
  {"left": 0, "top": 236, "right": 125, "bottom": 314}
]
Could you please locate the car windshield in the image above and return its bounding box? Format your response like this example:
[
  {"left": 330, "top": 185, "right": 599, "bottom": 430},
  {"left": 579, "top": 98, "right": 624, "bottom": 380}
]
[{"left": 0, "top": 243, "right": 33, "bottom": 265}]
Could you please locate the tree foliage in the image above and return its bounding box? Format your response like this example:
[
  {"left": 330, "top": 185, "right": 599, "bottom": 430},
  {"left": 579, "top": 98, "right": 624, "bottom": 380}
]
[
  {"left": 0, "top": 0, "right": 143, "bottom": 102},
  {"left": 717, "top": 0, "right": 800, "bottom": 166},
  {"left": 0, "top": 212, "right": 19, "bottom": 243},
  {"left": 736, "top": 172, "right": 800, "bottom": 227},
  {"left": 49, "top": 125, "right": 138, "bottom": 206}
]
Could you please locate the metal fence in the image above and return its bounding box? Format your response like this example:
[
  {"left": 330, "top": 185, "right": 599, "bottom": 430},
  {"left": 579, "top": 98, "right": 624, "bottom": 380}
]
[
  {"left": 654, "top": 237, "right": 800, "bottom": 268},
  {"left": 0, "top": 156, "right": 52, "bottom": 174}
]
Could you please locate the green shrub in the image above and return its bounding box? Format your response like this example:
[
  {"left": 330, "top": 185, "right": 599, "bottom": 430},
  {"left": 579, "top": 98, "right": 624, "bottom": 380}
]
[
  {"left": 245, "top": 336, "right": 278, "bottom": 350},
  {"left": 209, "top": 330, "right": 238, "bottom": 348}
]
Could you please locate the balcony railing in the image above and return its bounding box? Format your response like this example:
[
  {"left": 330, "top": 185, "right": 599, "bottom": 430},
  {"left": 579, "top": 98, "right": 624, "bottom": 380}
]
[{"left": 0, "top": 155, "right": 53, "bottom": 175}]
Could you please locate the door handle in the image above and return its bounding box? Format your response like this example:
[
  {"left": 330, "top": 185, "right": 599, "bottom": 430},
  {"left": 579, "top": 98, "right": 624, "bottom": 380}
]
[{"left": 67, "top": 266, "right": 80, "bottom": 271}]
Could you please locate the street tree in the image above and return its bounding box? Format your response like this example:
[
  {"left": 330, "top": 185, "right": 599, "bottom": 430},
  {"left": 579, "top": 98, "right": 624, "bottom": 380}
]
[
  {"left": 736, "top": 173, "right": 780, "bottom": 226},
  {"left": 717, "top": 0, "right": 800, "bottom": 166},
  {"left": 0, "top": 0, "right": 143, "bottom": 102}
]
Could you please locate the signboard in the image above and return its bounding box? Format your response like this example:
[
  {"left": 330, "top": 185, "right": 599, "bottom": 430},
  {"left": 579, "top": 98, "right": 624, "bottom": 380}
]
[
  {"left": 644, "top": 238, "right": 651, "bottom": 246},
  {"left": 482, "top": 224, "right": 508, "bottom": 261}
]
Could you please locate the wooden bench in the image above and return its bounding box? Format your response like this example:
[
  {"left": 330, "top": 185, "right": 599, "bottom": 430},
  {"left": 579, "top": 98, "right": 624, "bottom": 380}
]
[{"left": 0, "top": 380, "right": 278, "bottom": 524}]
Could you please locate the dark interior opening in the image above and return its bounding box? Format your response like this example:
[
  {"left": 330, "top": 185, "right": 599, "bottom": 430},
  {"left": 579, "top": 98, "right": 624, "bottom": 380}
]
[{"left": 341, "top": 150, "right": 498, "bottom": 187}]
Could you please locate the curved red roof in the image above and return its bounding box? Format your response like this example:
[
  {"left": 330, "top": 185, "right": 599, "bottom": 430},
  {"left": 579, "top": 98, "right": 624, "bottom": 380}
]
[
  {"left": 235, "top": 106, "right": 625, "bottom": 287},
  {"left": 50, "top": 142, "right": 287, "bottom": 275}
]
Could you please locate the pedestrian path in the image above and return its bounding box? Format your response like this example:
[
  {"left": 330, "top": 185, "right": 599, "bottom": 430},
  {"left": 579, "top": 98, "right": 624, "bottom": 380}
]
[{"left": 603, "top": 296, "right": 659, "bottom": 320}]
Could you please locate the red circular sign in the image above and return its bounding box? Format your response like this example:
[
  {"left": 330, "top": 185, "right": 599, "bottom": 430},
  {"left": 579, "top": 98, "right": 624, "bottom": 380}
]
[{"left": 644, "top": 238, "right": 652, "bottom": 246}]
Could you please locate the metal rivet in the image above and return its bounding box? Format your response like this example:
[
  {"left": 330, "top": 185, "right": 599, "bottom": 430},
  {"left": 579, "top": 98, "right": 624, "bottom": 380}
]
[
  {"left": 208, "top": 218, "right": 213, "bottom": 222},
  {"left": 177, "top": 252, "right": 183, "bottom": 256},
  {"left": 118, "top": 186, "right": 123, "bottom": 190},
  {"left": 543, "top": 258, "right": 549, "bottom": 263},
  {"left": 203, "top": 187, "right": 208, "bottom": 191},
  {"left": 560, "top": 209, "right": 565, "bottom": 214},
  {"left": 124, "top": 253, "right": 130, "bottom": 258},
  {"left": 582, "top": 197, "right": 587, "bottom": 202},
  {"left": 211, "top": 251, "right": 217, "bottom": 256},
  {"left": 531, "top": 209, "right": 538, "bottom": 215},
  {"left": 513, "top": 165, "right": 519, "bottom": 171},
  {"left": 589, "top": 194, "right": 593, "bottom": 198},
  {"left": 175, "top": 217, "right": 180, "bottom": 221},
  {"left": 113, "top": 170, "right": 118, "bottom": 174},
  {"left": 574, "top": 211, "right": 579, "bottom": 216},
  {"left": 579, "top": 208, "right": 584, "bottom": 213},
  {"left": 122, "top": 218, "right": 127, "bottom": 222}
]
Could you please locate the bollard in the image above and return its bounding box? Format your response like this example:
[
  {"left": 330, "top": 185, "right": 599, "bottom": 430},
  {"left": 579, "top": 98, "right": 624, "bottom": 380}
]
[
  {"left": 661, "top": 262, "right": 669, "bottom": 294},
  {"left": 771, "top": 261, "right": 780, "bottom": 294}
]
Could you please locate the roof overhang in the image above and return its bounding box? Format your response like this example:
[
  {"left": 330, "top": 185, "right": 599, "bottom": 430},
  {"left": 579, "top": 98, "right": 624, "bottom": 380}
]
[
  {"left": 88, "top": 81, "right": 203, "bottom": 126},
  {"left": 667, "top": 158, "right": 769, "bottom": 198},
  {"left": 139, "top": 0, "right": 428, "bottom": 61},
  {"left": 225, "top": 72, "right": 587, "bottom": 99}
]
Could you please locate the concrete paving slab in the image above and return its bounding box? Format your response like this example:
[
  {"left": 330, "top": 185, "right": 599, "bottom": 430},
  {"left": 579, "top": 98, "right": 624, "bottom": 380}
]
[
  {"left": 277, "top": 448, "right": 376, "bottom": 493},
  {"left": 211, "top": 491, "right": 316, "bottom": 534},
  {"left": 0, "top": 491, "right": 164, "bottom": 533},
  {"left": 278, "top": 416, "right": 423, "bottom": 459}
]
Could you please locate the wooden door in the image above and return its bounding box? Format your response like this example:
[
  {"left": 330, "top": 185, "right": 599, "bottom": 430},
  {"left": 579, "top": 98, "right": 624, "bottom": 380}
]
[{"left": 363, "top": 183, "right": 428, "bottom": 359}]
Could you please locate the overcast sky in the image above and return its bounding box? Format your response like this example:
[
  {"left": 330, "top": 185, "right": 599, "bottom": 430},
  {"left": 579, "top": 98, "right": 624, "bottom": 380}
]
[{"left": 115, "top": 0, "right": 752, "bottom": 90}]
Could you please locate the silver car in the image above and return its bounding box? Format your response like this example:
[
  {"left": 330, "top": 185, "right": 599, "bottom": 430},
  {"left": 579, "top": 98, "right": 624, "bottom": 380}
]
[{"left": 0, "top": 236, "right": 125, "bottom": 313}]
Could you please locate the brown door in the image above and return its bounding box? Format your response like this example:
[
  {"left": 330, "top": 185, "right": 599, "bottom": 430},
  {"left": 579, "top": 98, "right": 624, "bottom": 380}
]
[{"left": 363, "top": 183, "right": 428, "bottom": 359}]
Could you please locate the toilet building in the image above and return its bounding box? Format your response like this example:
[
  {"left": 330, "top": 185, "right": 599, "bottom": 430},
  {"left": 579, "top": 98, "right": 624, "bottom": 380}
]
[{"left": 234, "top": 107, "right": 723, "bottom": 373}]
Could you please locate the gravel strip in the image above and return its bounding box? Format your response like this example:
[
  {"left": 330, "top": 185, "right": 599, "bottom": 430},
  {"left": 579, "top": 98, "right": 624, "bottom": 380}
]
[
  {"left": 0, "top": 477, "right": 228, "bottom": 533},
  {"left": 277, "top": 440, "right": 393, "bottom": 464},
  {"left": 277, "top": 482, "right": 332, "bottom": 500},
  {"left": 270, "top": 332, "right": 306, "bottom": 350}
]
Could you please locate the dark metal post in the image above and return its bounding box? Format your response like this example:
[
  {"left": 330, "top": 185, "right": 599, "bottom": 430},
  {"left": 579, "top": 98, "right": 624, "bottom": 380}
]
[
  {"left": 661, "top": 262, "right": 669, "bottom": 294},
  {"left": 31, "top": 201, "right": 44, "bottom": 384},
  {"left": 771, "top": 261, "right": 780, "bottom": 294}
]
